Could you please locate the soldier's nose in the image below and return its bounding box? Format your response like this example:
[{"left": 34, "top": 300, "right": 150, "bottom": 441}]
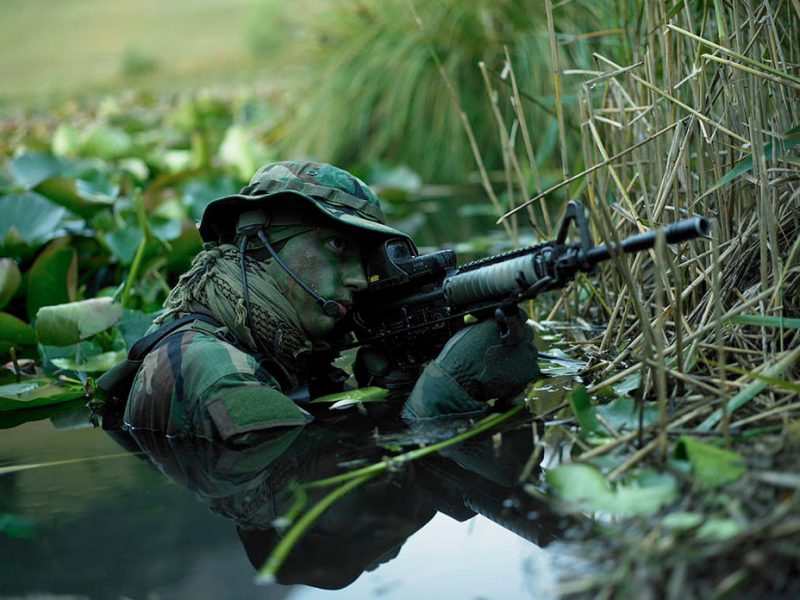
[{"left": 344, "top": 268, "right": 368, "bottom": 292}]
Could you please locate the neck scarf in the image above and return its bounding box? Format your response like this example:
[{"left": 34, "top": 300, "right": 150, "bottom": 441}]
[{"left": 155, "top": 244, "right": 312, "bottom": 371}]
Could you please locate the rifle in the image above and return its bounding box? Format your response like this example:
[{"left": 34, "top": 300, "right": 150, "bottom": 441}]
[{"left": 347, "top": 201, "right": 709, "bottom": 372}]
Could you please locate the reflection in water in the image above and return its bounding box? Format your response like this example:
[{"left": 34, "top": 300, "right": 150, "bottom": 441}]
[{"left": 115, "top": 411, "right": 566, "bottom": 593}]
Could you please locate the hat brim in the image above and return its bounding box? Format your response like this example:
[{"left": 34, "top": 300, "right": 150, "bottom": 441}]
[{"left": 199, "top": 190, "right": 409, "bottom": 244}]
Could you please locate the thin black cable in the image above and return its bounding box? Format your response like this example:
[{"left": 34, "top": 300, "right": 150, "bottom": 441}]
[{"left": 240, "top": 235, "right": 255, "bottom": 331}]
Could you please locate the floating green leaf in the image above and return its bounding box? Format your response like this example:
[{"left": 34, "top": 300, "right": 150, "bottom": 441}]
[
  {"left": 51, "top": 349, "right": 126, "bottom": 372},
  {"left": 675, "top": 436, "right": 746, "bottom": 488},
  {"left": 118, "top": 309, "right": 157, "bottom": 350},
  {"left": 9, "top": 153, "right": 63, "bottom": 189},
  {"left": 80, "top": 124, "right": 133, "bottom": 159},
  {"left": 35, "top": 176, "right": 117, "bottom": 218},
  {"left": 0, "top": 192, "right": 68, "bottom": 254},
  {"left": 547, "top": 463, "right": 612, "bottom": 504},
  {"left": 547, "top": 463, "right": 678, "bottom": 516},
  {"left": 311, "top": 387, "right": 389, "bottom": 407},
  {"left": 0, "top": 258, "right": 22, "bottom": 309},
  {"left": 597, "top": 397, "right": 659, "bottom": 433},
  {"left": 26, "top": 243, "right": 77, "bottom": 320},
  {"left": 36, "top": 297, "right": 123, "bottom": 346},
  {"left": 105, "top": 227, "right": 144, "bottom": 265},
  {"left": 0, "top": 379, "right": 85, "bottom": 412},
  {"left": 0, "top": 312, "right": 37, "bottom": 355}
]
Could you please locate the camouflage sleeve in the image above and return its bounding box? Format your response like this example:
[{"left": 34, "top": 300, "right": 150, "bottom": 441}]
[{"left": 125, "top": 329, "right": 312, "bottom": 442}]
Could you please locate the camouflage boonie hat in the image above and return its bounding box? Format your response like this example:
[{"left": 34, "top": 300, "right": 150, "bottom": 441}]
[{"left": 199, "top": 161, "right": 409, "bottom": 243}]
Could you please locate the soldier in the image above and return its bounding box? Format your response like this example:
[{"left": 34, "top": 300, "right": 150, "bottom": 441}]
[{"left": 102, "top": 161, "right": 539, "bottom": 443}]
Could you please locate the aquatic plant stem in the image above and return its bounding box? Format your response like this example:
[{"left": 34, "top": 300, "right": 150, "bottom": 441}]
[
  {"left": 255, "top": 472, "right": 376, "bottom": 584},
  {"left": 306, "top": 403, "right": 527, "bottom": 489},
  {"left": 255, "top": 402, "right": 527, "bottom": 583}
]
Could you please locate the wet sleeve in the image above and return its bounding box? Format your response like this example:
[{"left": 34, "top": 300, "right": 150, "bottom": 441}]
[
  {"left": 128, "top": 330, "right": 311, "bottom": 442},
  {"left": 179, "top": 334, "right": 313, "bottom": 441}
]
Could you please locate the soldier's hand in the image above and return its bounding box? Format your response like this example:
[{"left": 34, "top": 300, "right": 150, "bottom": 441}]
[
  {"left": 402, "top": 310, "right": 540, "bottom": 420},
  {"left": 354, "top": 345, "right": 422, "bottom": 391}
]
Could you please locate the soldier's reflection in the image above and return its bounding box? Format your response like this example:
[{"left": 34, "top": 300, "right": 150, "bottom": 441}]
[{"left": 116, "top": 416, "right": 563, "bottom": 590}]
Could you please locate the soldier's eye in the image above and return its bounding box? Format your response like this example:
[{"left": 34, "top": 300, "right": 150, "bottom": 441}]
[{"left": 326, "top": 237, "right": 348, "bottom": 254}]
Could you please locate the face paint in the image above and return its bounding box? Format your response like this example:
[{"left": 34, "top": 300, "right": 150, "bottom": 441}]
[{"left": 266, "top": 226, "right": 367, "bottom": 338}]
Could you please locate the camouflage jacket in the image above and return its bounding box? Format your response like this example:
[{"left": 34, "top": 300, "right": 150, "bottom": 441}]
[{"left": 123, "top": 318, "right": 313, "bottom": 443}]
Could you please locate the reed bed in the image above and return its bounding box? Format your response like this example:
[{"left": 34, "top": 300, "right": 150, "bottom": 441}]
[{"left": 466, "top": 1, "right": 799, "bottom": 596}]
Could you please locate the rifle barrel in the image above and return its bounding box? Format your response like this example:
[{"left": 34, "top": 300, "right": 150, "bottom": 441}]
[{"left": 586, "top": 216, "right": 709, "bottom": 264}]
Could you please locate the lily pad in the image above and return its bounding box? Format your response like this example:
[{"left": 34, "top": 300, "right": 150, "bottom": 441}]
[
  {"left": 9, "top": 153, "right": 63, "bottom": 189},
  {"left": 26, "top": 243, "right": 77, "bottom": 320},
  {"left": 675, "top": 436, "right": 746, "bottom": 488},
  {"left": 36, "top": 297, "right": 123, "bottom": 346},
  {"left": 0, "top": 379, "right": 85, "bottom": 412},
  {"left": 0, "top": 192, "right": 68, "bottom": 254},
  {"left": 35, "top": 176, "right": 117, "bottom": 219},
  {"left": 51, "top": 349, "right": 126, "bottom": 373},
  {"left": 0, "top": 259, "right": 22, "bottom": 309}
]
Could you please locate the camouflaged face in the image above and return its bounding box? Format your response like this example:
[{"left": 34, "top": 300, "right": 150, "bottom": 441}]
[{"left": 199, "top": 161, "right": 409, "bottom": 244}]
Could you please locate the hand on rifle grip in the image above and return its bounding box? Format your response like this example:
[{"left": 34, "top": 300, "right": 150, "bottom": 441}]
[
  {"left": 354, "top": 346, "right": 422, "bottom": 391},
  {"left": 402, "top": 309, "right": 541, "bottom": 420}
]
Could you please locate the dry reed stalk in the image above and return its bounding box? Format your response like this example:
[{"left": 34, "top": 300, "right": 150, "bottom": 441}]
[{"left": 545, "top": 0, "right": 569, "bottom": 180}]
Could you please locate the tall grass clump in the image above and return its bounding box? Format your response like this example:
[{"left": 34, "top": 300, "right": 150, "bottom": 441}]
[
  {"left": 265, "top": 0, "right": 617, "bottom": 183},
  {"left": 479, "top": 0, "right": 799, "bottom": 594},
  {"left": 488, "top": 0, "right": 799, "bottom": 402}
]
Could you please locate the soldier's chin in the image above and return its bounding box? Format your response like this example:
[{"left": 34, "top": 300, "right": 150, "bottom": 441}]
[{"left": 303, "top": 315, "right": 337, "bottom": 339}]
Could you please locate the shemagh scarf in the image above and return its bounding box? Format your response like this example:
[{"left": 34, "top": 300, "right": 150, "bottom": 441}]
[{"left": 155, "top": 243, "right": 312, "bottom": 371}]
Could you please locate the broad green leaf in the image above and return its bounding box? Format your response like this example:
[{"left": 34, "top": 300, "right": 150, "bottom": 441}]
[
  {"left": 696, "top": 518, "right": 743, "bottom": 541},
  {"left": 183, "top": 177, "right": 238, "bottom": 222},
  {"left": 0, "top": 379, "right": 85, "bottom": 412},
  {"left": 611, "top": 371, "right": 641, "bottom": 396},
  {"left": 0, "top": 312, "right": 37, "bottom": 355},
  {"left": 0, "top": 259, "right": 22, "bottom": 309},
  {"left": 675, "top": 436, "right": 746, "bottom": 488},
  {"left": 547, "top": 463, "right": 678, "bottom": 516},
  {"left": 568, "top": 385, "right": 601, "bottom": 435},
  {"left": 105, "top": 227, "right": 144, "bottom": 265},
  {"left": 596, "top": 397, "right": 659, "bottom": 433},
  {"left": 613, "top": 473, "right": 678, "bottom": 515},
  {"left": 0, "top": 192, "right": 68, "bottom": 253},
  {"left": 35, "top": 176, "right": 117, "bottom": 219},
  {"left": 662, "top": 511, "right": 704, "bottom": 531},
  {"left": 51, "top": 349, "right": 126, "bottom": 373},
  {"left": 546, "top": 463, "right": 613, "bottom": 504},
  {"left": 9, "top": 153, "right": 63, "bottom": 189},
  {"left": 219, "top": 124, "right": 271, "bottom": 180},
  {"left": 26, "top": 243, "right": 77, "bottom": 320},
  {"left": 52, "top": 123, "right": 82, "bottom": 157},
  {"left": 80, "top": 124, "right": 133, "bottom": 159},
  {"left": 36, "top": 298, "right": 123, "bottom": 346},
  {"left": 311, "top": 387, "right": 389, "bottom": 405},
  {"left": 118, "top": 309, "right": 158, "bottom": 350}
]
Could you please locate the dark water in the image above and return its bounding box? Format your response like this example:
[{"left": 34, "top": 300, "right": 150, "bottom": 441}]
[{"left": 0, "top": 401, "right": 571, "bottom": 600}]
